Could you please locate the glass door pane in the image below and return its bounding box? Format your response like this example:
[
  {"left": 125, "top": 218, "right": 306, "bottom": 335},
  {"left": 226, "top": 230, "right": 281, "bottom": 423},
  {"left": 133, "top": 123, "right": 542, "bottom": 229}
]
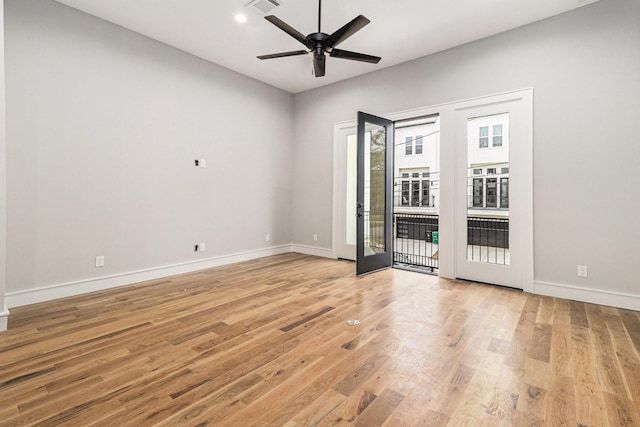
[
  {"left": 345, "top": 134, "right": 357, "bottom": 247},
  {"left": 466, "top": 113, "right": 510, "bottom": 265}
]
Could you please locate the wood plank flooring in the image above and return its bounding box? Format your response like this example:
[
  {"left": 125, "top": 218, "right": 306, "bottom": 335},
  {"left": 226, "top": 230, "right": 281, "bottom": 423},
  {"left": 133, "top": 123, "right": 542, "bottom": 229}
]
[{"left": 1, "top": 253, "right": 639, "bottom": 426}]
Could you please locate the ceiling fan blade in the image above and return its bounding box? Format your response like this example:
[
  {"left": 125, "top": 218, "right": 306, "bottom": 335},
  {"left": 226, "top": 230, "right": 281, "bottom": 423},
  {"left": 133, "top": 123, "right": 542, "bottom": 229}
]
[
  {"left": 324, "top": 15, "right": 370, "bottom": 48},
  {"left": 264, "top": 15, "right": 308, "bottom": 45},
  {"left": 257, "top": 50, "right": 308, "bottom": 60},
  {"left": 330, "top": 48, "right": 381, "bottom": 64},
  {"left": 313, "top": 54, "right": 326, "bottom": 77}
]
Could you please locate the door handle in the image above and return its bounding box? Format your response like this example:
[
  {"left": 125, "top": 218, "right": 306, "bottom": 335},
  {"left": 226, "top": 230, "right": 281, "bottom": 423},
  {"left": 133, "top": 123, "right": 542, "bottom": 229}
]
[
  {"left": 357, "top": 213, "right": 363, "bottom": 218},
  {"left": 356, "top": 202, "right": 363, "bottom": 209}
]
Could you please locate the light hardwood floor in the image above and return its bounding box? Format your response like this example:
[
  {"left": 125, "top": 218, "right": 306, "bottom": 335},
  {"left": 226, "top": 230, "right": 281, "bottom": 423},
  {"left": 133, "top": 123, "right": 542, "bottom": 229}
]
[{"left": 1, "top": 253, "right": 639, "bottom": 426}]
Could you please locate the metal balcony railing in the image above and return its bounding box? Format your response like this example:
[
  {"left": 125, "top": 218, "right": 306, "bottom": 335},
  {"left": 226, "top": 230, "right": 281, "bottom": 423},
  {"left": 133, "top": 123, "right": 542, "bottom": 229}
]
[
  {"left": 364, "top": 212, "right": 508, "bottom": 273},
  {"left": 393, "top": 213, "right": 439, "bottom": 272},
  {"left": 467, "top": 217, "right": 509, "bottom": 264}
]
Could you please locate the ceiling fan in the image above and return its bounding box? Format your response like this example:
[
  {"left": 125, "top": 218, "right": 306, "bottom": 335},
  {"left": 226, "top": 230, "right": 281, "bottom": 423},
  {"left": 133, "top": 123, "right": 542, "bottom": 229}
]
[{"left": 257, "top": 0, "right": 381, "bottom": 77}]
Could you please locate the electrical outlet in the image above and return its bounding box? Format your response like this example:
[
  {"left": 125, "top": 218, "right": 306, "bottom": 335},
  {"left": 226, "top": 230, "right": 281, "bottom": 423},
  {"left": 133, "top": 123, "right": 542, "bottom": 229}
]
[
  {"left": 195, "top": 159, "right": 206, "bottom": 167},
  {"left": 313, "top": 234, "right": 318, "bottom": 242},
  {"left": 95, "top": 256, "right": 105, "bottom": 268},
  {"left": 266, "top": 234, "right": 271, "bottom": 242},
  {"left": 577, "top": 264, "right": 588, "bottom": 278},
  {"left": 199, "top": 243, "right": 206, "bottom": 252}
]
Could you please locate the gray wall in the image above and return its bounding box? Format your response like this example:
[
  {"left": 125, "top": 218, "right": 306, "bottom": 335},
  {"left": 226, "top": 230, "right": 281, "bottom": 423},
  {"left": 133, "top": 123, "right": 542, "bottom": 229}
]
[
  {"left": 4, "top": 0, "right": 294, "bottom": 295},
  {"left": 3, "top": 0, "right": 639, "bottom": 306},
  {"left": 291, "top": 0, "right": 640, "bottom": 295},
  {"left": 1, "top": 0, "right": 7, "bottom": 324}
]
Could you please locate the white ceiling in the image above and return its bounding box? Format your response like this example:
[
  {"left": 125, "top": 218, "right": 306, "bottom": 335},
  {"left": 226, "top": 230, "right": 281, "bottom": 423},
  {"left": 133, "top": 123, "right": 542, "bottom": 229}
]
[{"left": 54, "top": 0, "right": 597, "bottom": 94}]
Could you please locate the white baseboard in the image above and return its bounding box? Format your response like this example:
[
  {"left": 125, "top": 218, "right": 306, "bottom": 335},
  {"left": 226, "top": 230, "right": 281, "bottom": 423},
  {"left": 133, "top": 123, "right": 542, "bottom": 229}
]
[
  {"left": 534, "top": 280, "right": 640, "bottom": 311},
  {"left": 5, "top": 245, "right": 292, "bottom": 309},
  {"left": 290, "top": 244, "right": 335, "bottom": 259},
  {"left": 0, "top": 306, "right": 9, "bottom": 332}
]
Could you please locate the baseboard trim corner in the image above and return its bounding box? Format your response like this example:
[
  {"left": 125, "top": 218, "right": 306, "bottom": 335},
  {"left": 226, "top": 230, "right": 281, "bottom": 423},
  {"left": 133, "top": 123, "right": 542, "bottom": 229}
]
[
  {"left": 0, "top": 306, "right": 9, "bottom": 332},
  {"left": 290, "top": 244, "right": 335, "bottom": 259}
]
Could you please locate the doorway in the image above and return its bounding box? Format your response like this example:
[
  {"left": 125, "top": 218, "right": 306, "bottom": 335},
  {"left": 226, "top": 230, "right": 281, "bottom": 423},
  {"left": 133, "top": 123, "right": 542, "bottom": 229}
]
[
  {"left": 332, "top": 89, "right": 533, "bottom": 290},
  {"left": 392, "top": 115, "right": 440, "bottom": 274}
]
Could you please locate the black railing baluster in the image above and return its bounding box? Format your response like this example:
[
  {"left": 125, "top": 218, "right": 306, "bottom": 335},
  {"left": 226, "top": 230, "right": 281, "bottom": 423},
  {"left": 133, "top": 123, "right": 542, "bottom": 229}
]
[{"left": 393, "top": 213, "right": 439, "bottom": 272}]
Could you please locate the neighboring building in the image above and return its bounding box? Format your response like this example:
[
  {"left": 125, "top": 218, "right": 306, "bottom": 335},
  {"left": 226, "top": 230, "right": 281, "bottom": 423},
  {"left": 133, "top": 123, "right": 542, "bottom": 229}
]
[
  {"left": 466, "top": 113, "right": 510, "bottom": 218},
  {"left": 393, "top": 117, "right": 440, "bottom": 215},
  {"left": 393, "top": 113, "right": 510, "bottom": 218}
]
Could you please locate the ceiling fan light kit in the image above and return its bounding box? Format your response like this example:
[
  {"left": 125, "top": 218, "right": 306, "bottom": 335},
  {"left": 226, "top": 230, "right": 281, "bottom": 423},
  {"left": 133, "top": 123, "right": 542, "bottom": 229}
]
[{"left": 257, "top": 0, "right": 381, "bottom": 77}]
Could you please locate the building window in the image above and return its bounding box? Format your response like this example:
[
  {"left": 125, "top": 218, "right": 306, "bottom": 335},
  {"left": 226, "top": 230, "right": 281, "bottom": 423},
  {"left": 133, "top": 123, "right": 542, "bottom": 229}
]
[
  {"left": 398, "top": 169, "right": 431, "bottom": 208},
  {"left": 493, "top": 125, "right": 503, "bottom": 147},
  {"left": 500, "top": 177, "right": 509, "bottom": 208},
  {"left": 479, "top": 123, "right": 505, "bottom": 148},
  {"left": 411, "top": 181, "right": 420, "bottom": 206},
  {"left": 405, "top": 137, "right": 412, "bottom": 155},
  {"left": 401, "top": 181, "right": 410, "bottom": 206},
  {"left": 486, "top": 178, "right": 498, "bottom": 207},
  {"left": 421, "top": 180, "right": 430, "bottom": 206},
  {"left": 473, "top": 178, "right": 483, "bottom": 207},
  {"left": 473, "top": 168, "right": 482, "bottom": 175},
  {"left": 415, "top": 135, "right": 423, "bottom": 154},
  {"left": 469, "top": 165, "right": 509, "bottom": 210},
  {"left": 479, "top": 126, "right": 489, "bottom": 148}
]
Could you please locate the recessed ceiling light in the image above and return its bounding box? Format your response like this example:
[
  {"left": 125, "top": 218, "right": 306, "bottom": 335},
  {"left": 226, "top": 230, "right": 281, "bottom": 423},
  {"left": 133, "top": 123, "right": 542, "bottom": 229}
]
[{"left": 235, "top": 13, "right": 247, "bottom": 24}]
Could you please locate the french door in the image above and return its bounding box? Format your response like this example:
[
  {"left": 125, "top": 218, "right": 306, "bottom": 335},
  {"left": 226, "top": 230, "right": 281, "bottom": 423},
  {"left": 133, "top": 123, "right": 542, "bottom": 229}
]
[
  {"left": 356, "top": 112, "right": 394, "bottom": 275},
  {"left": 454, "top": 90, "right": 533, "bottom": 289}
]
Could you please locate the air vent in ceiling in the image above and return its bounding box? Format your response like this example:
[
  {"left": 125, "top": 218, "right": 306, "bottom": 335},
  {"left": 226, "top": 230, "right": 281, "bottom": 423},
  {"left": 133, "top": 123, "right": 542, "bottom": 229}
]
[{"left": 248, "top": 0, "right": 280, "bottom": 14}]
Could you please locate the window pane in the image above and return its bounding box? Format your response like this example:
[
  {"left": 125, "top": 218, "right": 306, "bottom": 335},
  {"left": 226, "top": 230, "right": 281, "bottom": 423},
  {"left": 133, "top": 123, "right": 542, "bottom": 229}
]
[
  {"left": 467, "top": 114, "right": 510, "bottom": 264},
  {"left": 501, "top": 177, "right": 509, "bottom": 208},
  {"left": 479, "top": 126, "right": 489, "bottom": 148},
  {"left": 345, "top": 134, "right": 357, "bottom": 246},
  {"left": 486, "top": 178, "right": 498, "bottom": 207},
  {"left": 473, "top": 178, "right": 483, "bottom": 207},
  {"left": 366, "top": 126, "right": 386, "bottom": 253},
  {"left": 405, "top": 136, "right": 412, "bottom": 155},
  {"left": 421, "top": 180, "right": 430, "bottom": 206},
  {"left": 411, "top": 181, "right": 420, "bottom": 206},
  {"left": 493, "top": 124, "right": 503, "bottom": 147},
  {"left": 401, "top": 181, "right": 409, "bottom": 206},
  {"left": 415, "top": 135, "right": 423, "bottom": 154}
]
